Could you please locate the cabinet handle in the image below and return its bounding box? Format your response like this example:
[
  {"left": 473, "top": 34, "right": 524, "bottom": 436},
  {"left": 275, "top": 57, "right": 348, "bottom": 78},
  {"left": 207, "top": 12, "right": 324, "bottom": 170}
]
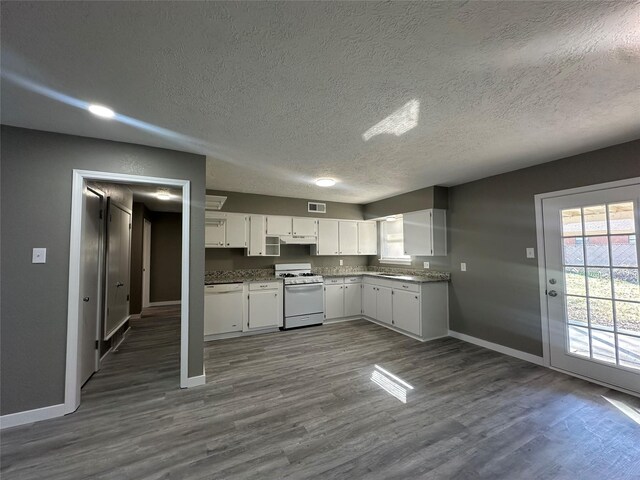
[
  {"left": 226, "top": 242, "right": 230, "bottom": 246},
  {"left": 415, "top": 296, "right": 418, "bottom": 299}
]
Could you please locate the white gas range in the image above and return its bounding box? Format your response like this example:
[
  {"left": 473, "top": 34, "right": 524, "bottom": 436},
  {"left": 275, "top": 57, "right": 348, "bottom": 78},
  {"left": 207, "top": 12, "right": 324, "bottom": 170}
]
[{"left": 275, "top": 263, "right": 324, "bottom": 329}]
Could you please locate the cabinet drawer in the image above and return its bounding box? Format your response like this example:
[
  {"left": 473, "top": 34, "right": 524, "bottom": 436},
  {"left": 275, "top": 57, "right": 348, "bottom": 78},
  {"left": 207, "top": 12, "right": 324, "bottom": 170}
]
[
  {"left": 395, "top": 282, "right": 419, "bottom": 293},
  {"left": 344, "top": 276, "right": 362, "bottom": 284},
  {"left": 324, "top": 277, "right": 344, "bottom": 285},
  {"left": 249, "top": 281, "right": 280, "bottom": 291},
  {"left": 205, "top": 283, "right": 243, "bottom": 293}
]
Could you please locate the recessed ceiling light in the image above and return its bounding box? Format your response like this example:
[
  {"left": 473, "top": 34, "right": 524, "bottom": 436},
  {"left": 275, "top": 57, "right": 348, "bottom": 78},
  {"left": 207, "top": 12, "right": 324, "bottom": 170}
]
[
  {"left": 386, "top": 216, "right": 397, "bottom": 222},
  {"left": 156, "top": 191, "right": 172, "bottom": 201},
  {"left": 315, "top": 178, "right": 336, "bottom": 187},
  {"left": 88, "top": 104, "right": 115, "bottom": 119}
]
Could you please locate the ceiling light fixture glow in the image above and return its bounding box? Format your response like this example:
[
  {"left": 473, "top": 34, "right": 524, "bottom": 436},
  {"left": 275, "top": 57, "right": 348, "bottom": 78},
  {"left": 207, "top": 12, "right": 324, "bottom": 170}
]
[
  {"left": 315, "top": 178, "right": 336, "bottom": 187},
  {"left": 88, "top": 104, "right": 115, "bottom": 119},
  {"left": 156, "top": 192, "right": 172, "bottom": 201},
  {"left": 386, "top": 216, "right": 397, "bottom": 222}
]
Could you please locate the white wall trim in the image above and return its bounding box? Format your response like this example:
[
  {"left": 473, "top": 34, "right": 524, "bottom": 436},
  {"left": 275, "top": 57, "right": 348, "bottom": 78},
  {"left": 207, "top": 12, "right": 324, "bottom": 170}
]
[
  {"left": 448, "top": 330, "right": 545, "bottom": 366},
  {"left": 182, "top": 373, "right": 206, "bottom": 388},
  {"left": 62, "top": 170, "right": 194, "bottom": 425},
  {"left": 148, "top": 301, "right": 181, "bottom": 307},
  {"left": 0, "top": 403, "right": 66, "bottom": 430}
]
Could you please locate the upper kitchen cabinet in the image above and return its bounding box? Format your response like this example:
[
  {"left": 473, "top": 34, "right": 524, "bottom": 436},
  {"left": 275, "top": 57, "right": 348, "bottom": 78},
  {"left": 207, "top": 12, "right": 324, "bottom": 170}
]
[
  {"left": 292, "top": 217, "right": 317, "bottom": 236},
  {"left": 205, "top": 212, "right": 247, "bottom": 248},
  {"left": 314, "top": 219, "right": 339, "bottom": 255},
  {"left": 403, "top": 209, "right": 447, "bottom": 256},
  {"left": 266, "top": 216, "right": 292, "bottom": 236},
  {"left": 247, "top": 215, "right": 280, "bottom": 256},
  {"left": 226, "top": 214, "right": 247, "bottom": 248},
  {"left": 205, "top": 214, "right": 226, "bottom": 247},
  {"left": 338, "top": 221, "right": 358, "bottom": 255},
  {"left": 357, "top": 221, "right": 377, "bottom": 255}
]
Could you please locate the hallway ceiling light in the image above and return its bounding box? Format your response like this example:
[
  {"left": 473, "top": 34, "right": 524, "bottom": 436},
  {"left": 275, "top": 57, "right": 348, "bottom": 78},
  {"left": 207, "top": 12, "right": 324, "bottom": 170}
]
[
  {"left": 315, "top": 178, "right": 336, "bottom": 187},
  {"left": 386, "top": 216, "right": 397, "bottom": 222},
  {"left": 156, "top": 191, "right": 172, "bottom": 200},
  {"left": 88, "top": 104, "right": 115, "bottom": 119}
]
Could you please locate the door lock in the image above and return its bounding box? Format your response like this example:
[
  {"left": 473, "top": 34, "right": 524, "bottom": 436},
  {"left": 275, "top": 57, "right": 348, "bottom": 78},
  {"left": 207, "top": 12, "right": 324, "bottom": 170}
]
[
  {"left": 548, "top": 290, "right": 558, "bottom": 297},
  {"left": 83, "top": 297, "right": 90, "bottom": 302},
  {"left": 549, "top": 278, "right": 557, "bottom": 285}
]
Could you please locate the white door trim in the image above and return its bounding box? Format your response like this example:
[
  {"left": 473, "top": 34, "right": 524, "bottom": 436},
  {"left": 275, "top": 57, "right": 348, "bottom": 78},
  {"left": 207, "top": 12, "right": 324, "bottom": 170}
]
[
  {"left": 534, "top": 177, "right": 640, "bottom": 382},
  {"left": 65, "top": 170, "right": 194, "bottom": 417}
]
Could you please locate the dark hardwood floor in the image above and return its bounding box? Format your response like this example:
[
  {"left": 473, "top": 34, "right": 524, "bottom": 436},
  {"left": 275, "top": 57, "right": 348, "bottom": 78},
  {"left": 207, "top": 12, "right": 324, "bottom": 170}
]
[{"left": 2, "top": 306, "right": 639, "bottom": 479}]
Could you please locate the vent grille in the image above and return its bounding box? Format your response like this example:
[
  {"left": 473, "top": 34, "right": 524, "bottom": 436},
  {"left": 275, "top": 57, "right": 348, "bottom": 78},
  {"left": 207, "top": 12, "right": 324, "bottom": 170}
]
[{"left": 308, "top": 202, "right": 326, "bottom": 213}]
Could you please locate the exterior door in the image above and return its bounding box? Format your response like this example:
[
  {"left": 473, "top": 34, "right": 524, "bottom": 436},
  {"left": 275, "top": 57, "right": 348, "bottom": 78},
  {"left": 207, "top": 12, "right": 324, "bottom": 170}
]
[
  {"left": 142, "top": 219, "right": 151, "bottom": 308},
  {"left": 542, "top": 182, "right": 640, "bottom": 394},
  {"left": 79, "top": 187, "right": 102, "bottom": 386}
]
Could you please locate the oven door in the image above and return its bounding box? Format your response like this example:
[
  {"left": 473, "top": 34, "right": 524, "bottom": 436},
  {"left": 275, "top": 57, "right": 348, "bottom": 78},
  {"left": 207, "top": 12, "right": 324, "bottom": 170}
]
[{"left": 284, "top": 283, "right": 324, "bottom": 317}]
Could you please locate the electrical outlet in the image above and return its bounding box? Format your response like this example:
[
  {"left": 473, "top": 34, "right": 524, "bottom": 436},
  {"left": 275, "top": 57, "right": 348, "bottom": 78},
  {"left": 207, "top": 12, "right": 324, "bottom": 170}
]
[
  {"left": 526, "top": 247, "right": 535, "bottom": 259},
  {"left": 32, "top": 248, "right": 47, "bottom": 264},
  {"left": 339, "top": 259, "right": 344, "bottom": 266},
  {"left": 423, "top": 262, "right": 430, "bottom": 269},
  {"left": 461, "top": 262, "right": 467, "bottom": 272}
]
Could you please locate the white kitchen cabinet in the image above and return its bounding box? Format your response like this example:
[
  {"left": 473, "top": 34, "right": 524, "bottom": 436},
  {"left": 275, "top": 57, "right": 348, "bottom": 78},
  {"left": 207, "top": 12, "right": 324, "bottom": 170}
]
[
  {"left": 362, "top": 284, "right": 377, "bottom": 318},
  {"left": 392, "top": 289, "right": 421, "bottom": 335},
  {"left": 338, "top": 221, "right": 358, "bottom": 255},
  {"left": 343, "top": 283, "right": 362, "bottom": 317},
  {"left": 247, "top": 282, "right": 282, "bottom": 330},
  {"left": 266, "top": 216, "right": 292, "bottom": 236},
  {"left": 357, "top": 221, "right": 377, "bottom": 255},
  {"left": 225, "top": 214, "right": 247, "bottom": 248},
  {"left": 292, "top": 217, "right": 317, "bottom": 236},
  {"left": 248, "top": 215, "right": 265, "bottom": 255},
  {"left": 204, "top": 284, "right": 243, "bottom": 336},
  {"left": 315, "top": 219, "right": 339, "bottom": 256},
  {"left": 376, "top": 286, "right": 393, "bottom": 325},
  {"left": 324, "top": 284, "right": 344, "bottom": 320},
  {"left": 403, "top": 209, "right": 447, "bottom": 256},
  {"left": 205, "top": 216, "right": 226, "bottom": 247}
]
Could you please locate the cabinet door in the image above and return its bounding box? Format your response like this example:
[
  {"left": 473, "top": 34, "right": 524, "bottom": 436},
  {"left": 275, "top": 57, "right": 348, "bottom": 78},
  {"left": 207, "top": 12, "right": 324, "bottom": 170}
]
[
  {"left": 344, "top": 284, "right": 362, "bottom": 317},
  {"left": 357, "top": 221, "right": 377, "bottom": 255},
  {"left": 324, "top": 284, "right": 344, "bottom": 320},
  {"left": 376, "top": 286, "right": 393, "bottom": 325},
  {"left": 362, "top": 284, "right": 377, "bottom": 318},
  {"left": 317, "top": 219, "right": 339, "bottom": 255},
  {"left": 266, "top": 216, "right": 292, "bottom": 236},
  {"left": 226, "top": 215, "right": 247, "bottom": 248},
  {"left": 403, "top": 210, "right": 432, "bottom": 256},
  {"left": 292, "top": 217, "right": 317, "bottom": 236},
  {"left": 204, "top": 291, "right": 243, "bottom": 335},
  {"left": 392, "top": 290, "right": 421, "bottom": 335},
  {"left": 248, "top": 215, "right": 266, "bottom": 256},
  {"left": 248, "top": 289, "right": 280, "bottom": 329},
  {"left": 205, "top": 219, "right": 225, "bottom": 247},
  {"left": 338, "top": 221, "right": 358, "bottom": 255}
]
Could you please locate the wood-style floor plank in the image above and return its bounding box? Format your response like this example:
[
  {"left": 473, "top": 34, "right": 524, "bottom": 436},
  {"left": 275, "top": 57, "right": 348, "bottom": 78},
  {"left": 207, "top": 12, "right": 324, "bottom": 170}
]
[{"left": 2, "top": 306, "right": 639, "bottom": 479}]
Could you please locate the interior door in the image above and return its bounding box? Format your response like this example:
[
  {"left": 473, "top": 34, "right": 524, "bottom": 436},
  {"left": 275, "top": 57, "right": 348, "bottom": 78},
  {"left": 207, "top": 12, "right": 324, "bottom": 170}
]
[
  {"left": 142, "top": 219, "right": 151, "bottom": 308},
  {"left": 79, "top": 187, "right": 102, "bottom": 386},
  {"left": 542, "top": 182, "right": 640, "bottom": 394},
  {"left": 105, "top": 201, "right": 131, "bottom": 338}
]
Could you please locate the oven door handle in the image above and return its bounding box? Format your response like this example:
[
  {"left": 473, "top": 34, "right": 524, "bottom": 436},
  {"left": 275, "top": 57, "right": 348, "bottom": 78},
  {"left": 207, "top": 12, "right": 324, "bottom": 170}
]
[{"left": 285, "top": 283, "right": 323, "bottom": 290}]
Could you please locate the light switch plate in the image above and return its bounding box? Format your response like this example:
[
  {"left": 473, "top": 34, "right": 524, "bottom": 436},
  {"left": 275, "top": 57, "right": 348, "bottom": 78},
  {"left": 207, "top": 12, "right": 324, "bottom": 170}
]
[
  {"left": 526, "top": 247, "right": 535, "bottom": 259},
  {"left": 32, "top": 247, "right": 47, "bottom": 264},
  {"left": 339, "top": 259, "right": 343, "bottom": 266},
  {"left": 461, "top": 262, "right": 467, "bottom": 272},
  {"left": 423, "top": 262, "right": 430, "bottom": 269}
]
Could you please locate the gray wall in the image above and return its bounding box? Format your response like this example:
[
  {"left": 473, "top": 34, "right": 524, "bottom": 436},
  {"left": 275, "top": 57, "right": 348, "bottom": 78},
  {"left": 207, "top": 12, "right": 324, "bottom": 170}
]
[
  {"left": 130, "top": 202, "right": 153, "bottom": 315},
  {"left": 149, "top": 212, "right": 182, "bottom": 302},
  {"left": 363, "top": 186, "right": 448, "bottom": 220},
  {"left": 0, "top": 126, "right": 206, "bottom": 415},
  {"left": 447, "top": 139, "right": 640, "bottom": 356}
]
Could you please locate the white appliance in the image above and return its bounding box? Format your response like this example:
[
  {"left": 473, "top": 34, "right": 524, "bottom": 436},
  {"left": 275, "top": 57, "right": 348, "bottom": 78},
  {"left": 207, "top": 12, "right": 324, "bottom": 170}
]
[{"left": 276, "top": 263, "right": 324, "bottom": 329}]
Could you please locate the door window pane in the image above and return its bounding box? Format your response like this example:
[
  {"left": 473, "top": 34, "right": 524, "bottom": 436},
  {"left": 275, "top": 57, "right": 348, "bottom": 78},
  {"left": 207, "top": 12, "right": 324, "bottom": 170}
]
[
  {"left": 612, "top": 268, "right": 640, "bottom": 301},
  {"left": 585, "top": 237, "right": 610, "bottom": 266},
  {"left": 568, "top": 326, "right": 589, "bottom": 357},
  {"left": 610, "top": 235, "right": 637, "bottom": 267},
  {"left": 565, "top": 267, "right": 586, "bottom": 296},
  {"left": 615, "top": 301, "right": 640, "bottom": 336},
  {"left": 617, "top": 334, "right": 640, "bottom": 371},
  {"left": 566, "top": 296, "right": 588, "bottom": 325},
  {"left": 591, "top": 330, "right": 616, "bottom": 364},
  {"left": 562, "top": 208, "right": 583, "bottom": 237},
  {"left": 608, "top": 202, "right": 635, "bottom": 235},
  {"left": 563, "top": 238, "right": 584, "bottom": 265},
  {"left": 583, "top": 205, "right": 607, "bottom": 236},
  {"left": 589, "top": 298, "right": 614, "bottom": 330},
  {"left": 586, "top": 268, "right": 612, "bottom": 299}
]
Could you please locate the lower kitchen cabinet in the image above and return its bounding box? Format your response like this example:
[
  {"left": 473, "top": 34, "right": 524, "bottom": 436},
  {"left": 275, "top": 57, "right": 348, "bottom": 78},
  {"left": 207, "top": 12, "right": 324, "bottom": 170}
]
[
  {"left": 362, "top": 284, "right": 377, "bottom": 318},
  {"left": 343, "top": 283, "right": 362, "bottom": 317},
  {"left": 324, "top": 284, "right": 344, "bottom": 320},
  {"left": 392, "top": 289, "right": 420, "bottom": 335},
  {"left": 325, "top": 277, "right": 363, "bottom": 320},
  {"left": 247, "top": 281, "right": 283, "bottom": 330},
  {"left": 376, "top": 286, "right": 393, "bottom": 325}
]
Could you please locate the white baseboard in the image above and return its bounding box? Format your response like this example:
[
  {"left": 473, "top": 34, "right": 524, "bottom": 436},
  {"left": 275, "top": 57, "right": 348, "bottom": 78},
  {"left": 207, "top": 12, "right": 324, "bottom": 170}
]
[
  {"left": 0, "top": 403, "right": 66, "bottom": 430},
  {"left": 182, "top": 373, "right": 206, "bottom": 388},
  {"left": 448, "top": 330, "right": 544, "bottom": 366},
  {"left": 148, "top": 301, "right": 181, "bottom": 307}
]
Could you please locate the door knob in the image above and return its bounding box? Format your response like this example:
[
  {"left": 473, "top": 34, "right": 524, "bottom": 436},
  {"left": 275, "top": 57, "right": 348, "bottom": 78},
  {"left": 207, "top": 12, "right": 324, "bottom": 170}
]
[
  {"left": 116, "top": 282, "right": 124, "bottom": 288},
  {"left": 83, "top": 297, "right": 90, "bottom": 302},
  {"left": 548, "top": 290, "right": 558, "bottom": 297}
]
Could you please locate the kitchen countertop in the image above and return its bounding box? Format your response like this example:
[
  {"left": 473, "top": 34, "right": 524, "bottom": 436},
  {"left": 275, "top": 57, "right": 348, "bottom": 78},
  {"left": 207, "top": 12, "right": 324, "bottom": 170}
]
[
  {"left": 205, "top": 269, "right": 279, "bottom": 285},
  {"left": 320, "top": 271, "right": 450, "bottom": 283}
]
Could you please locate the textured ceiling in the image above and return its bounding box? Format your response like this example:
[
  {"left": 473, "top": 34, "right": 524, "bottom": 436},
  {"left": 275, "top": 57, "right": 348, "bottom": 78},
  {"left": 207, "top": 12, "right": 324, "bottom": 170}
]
[{"left": 2, "top": 1, "right": 639, "bottom": 203}]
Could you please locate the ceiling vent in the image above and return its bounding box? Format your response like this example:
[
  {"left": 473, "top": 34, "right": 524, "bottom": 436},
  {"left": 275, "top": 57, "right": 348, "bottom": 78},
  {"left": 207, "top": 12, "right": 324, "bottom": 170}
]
[
  {"left": 206, "top": 195, "right": 227, "bottom": 211},
  {"left": 308, "top": 202, "right": 326, "bottom": 214}
]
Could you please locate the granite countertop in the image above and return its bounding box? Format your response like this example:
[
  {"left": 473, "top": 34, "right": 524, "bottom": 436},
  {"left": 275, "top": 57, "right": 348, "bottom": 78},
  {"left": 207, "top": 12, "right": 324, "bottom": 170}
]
[
  {"left": 320, "top": 271, "right": 450, "bottom": 283},
  {"left": 205, "top": 269, "right": 279, "bottom": 285}
]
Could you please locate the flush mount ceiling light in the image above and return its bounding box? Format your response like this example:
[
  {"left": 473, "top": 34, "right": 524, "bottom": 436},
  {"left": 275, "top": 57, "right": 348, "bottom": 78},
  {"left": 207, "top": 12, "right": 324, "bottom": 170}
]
[
  {"left": 156, "top": 191, "right": 172, "bottom": 201},
  {"left": 386, "top": 216, "right": 397, "bottom": 222},
  {"left": 315, "top": 178, "right": 336, "bottom": 187},
  {"left": 87, "top": 104, "right": 115, "bottom": 119}
]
